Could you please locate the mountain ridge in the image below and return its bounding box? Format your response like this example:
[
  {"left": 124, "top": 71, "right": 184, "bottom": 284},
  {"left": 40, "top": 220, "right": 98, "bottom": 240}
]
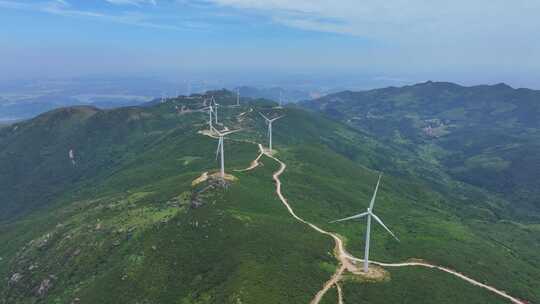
[
  {"left": 300, "top": 81, "right": 540, "bottom": 218},
  {"left": 1, "top": 91, "right": 539, "bottom": 303}
]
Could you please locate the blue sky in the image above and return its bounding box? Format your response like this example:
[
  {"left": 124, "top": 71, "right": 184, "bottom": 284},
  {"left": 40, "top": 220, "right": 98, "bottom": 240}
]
[{"left": 1, "top": 0, "right": 539, "bottom": 88}]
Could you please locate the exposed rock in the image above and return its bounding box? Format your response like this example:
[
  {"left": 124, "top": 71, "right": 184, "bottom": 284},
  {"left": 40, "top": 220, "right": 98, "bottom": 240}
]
[
  {"left": 73, "top": 249, "right": 81, "bottom": 257},
  {"left": 36, "top": 278, "right": 53, "bottom": 297},
  {"left": 71, "top": 298, "right": 81, "bottom": 304},
  {"left": 151, "top": 245, "right": 157, "bottom": 251},
  {"left": 190, "top": 199, "right": 204, "bottom": 209},
  {"left": 9, "top": 273, "right": 23, "bottom": 285},
  {"left": 36, "top": 233, "right": 52, "bottom": 249}
]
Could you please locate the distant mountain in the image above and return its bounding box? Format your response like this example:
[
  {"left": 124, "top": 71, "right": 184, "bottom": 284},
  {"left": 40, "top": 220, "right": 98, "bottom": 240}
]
[
  {"left": 301, "top": 81, "right": 540, "bottom": 216},
  {"left": 236, "top": 86, "right": 316, "bottom": 103},
  {"left": 0, "top": 77, "right": 176, "bottom": 121},
  {"left": 0, "top": 97, "right": 149, "bottom": 122}
]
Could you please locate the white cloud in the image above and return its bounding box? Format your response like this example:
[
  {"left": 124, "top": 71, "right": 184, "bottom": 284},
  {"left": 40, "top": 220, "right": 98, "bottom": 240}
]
[
  {"left": 0, "top": 0, "right": 186, "bottom": 30},
  {"left": 202, "top": 0, "right": 540, "bottom": 70},
  {"left": 205, "top": 0, "right": 540, "bottom": 43},
  {"left": 105, "top": 0, "right": 157, "bottom": 6}
]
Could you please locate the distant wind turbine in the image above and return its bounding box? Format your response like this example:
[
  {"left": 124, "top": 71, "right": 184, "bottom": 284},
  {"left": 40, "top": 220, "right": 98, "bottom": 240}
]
[
  {"left": 236, "top": 88, "right": 240, "bottom": 106},
  {"left": 213, "top": 127, "right": 242, "bottom": 179},
  {"left": 200, "top": 104, "right": 214, "bottom": 130},
  {"left": 212, "top": 96, "right": 220, "bottom": 125},
  {"left": 330, "top": 174, "right": 399, "bottom": 273},
  {"left": 259, "top": 113, "right": 284, "bottom": 151},
  {"left": 277, "top": 90, "right": 285, "bottom": 108}
]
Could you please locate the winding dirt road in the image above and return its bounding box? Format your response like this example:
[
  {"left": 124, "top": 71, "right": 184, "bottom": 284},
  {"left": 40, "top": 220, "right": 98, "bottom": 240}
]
[
  {"left": 234, "top": 144, "right": 265, "bottom": 172},
  {"left": 336, "top": 282, "right": 344, "bottom": 304},
  {"left": 263, "top": 152, "right": 529, "bottom": 304},
  {"left": 364, "top": 259, "right": 527, "bottom": 304},
  {"left": 201, "top": 124, "right": 529, "bottom": 304},
  {"left": 265, "top": 153, "right": 356, "bottom": 304}
]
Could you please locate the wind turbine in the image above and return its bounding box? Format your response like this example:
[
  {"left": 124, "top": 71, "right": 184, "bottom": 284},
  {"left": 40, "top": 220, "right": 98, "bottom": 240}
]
[
  {"left": 259, "top": 113, "right": 284, "bottom": 151},
  {"left": 199, "top": 103, "right": 214, "bottom": 130},
  {"left": 212, "top": 96, "right": 220, "bottom": 125},
  {"left": 236, "top": 88, "right": 240, "bottom": 106},
  {"left": 205, "top": 105, "right": 214, "bottom": 130},
  {"left": 330, "top": 174, "right": 399, "bottom": 273},
  {"left": 212, "top": 127, "right": 241, "bottom": 179}
]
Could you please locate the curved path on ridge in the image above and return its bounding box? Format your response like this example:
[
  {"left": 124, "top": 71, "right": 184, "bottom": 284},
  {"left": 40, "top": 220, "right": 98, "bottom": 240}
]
[
  {"left": 363, "top": 259, "right": 527, "bottom": 304},
  {"left": 335, "top": 282, "right": 344, "bottom": 304},
  {"left": 234, "top": 144, "right": 265, "bottom": 172},
  {"left": 264, "top": 152, "right": 360, "bottom": 304},
  {"left": 262, "top": 152, "right": 529, "bottom": 304}
]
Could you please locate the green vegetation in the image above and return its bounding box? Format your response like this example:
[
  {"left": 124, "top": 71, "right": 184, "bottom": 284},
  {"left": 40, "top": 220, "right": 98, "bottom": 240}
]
[
  {"left": 1, "top": 89, "right": 539, "bottom": 303},
  {"left": 301, "top": 81, "right": 540, "bottom": 219}
]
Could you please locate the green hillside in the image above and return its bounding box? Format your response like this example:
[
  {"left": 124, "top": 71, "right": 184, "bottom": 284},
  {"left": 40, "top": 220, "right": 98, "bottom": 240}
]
[
  {"left": 300, "top": 82, "right": 540, "bottom": 219},
  {"left": 1, "top": 91, "right": 539, "bottom": 303}
]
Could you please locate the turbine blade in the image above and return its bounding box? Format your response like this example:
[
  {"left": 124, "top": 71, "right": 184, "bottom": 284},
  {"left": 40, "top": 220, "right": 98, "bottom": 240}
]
[
  {"left": 330, "top": 212, "right": 369, "bottom": 223},
  {"left": 270, "top": 115, "right": 285, "bottom": 122},
  {"left": 368, "top": 174, "right": 383, "bottom": 211},
  {"left": 371, "top": 213, "right": 399, "bottom": 242},
  {"left": 259, "top": 112, "right": 269, "bottom": 121},
  {"left": 215, "top": 138, "right": 221, "bottom": 160},
  {"left": 222, "top": 129, "right": 242, "bottom": 136},
  {"left": 211, "top": 126, "right": 221, "bottom": 135}
]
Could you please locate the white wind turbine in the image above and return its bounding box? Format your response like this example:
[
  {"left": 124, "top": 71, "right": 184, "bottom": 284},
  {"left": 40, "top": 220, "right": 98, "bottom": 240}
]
[
  {"left": 212, "top": 127, "right": 241, "bottom": 179},
  {"left": 277, "top": 91, "right": 283, "bottom": 108},
  {"left": 200, "top": 104, "right": 214, "bottom": 130},
  {"left": 236, "top": 88, "right": 240, "bottom": 106},
  {"left": 330, "top": 174, "right": 399, "bottom": 273},
  {"left": 212, "top": 96, "right": 220, "bottom": 125},
  {"left": 259, "top": 113, "right": 284, "bottom": 151}
]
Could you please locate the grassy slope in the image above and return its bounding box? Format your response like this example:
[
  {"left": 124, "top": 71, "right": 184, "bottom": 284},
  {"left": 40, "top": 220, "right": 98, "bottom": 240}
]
[
  {"left": 1, "top": 92, "right": 539, "bottom": 303},
  {"left": 300, "top": 82, "right": 540, "bottom": 218}
]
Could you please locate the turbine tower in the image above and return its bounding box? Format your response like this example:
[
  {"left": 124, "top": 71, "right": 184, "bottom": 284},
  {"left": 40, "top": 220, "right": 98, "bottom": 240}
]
[
  {"left": 259, "top": 113, "right": 284, "bottom": 151},
  {"left": 212, "top": 127, "right": 241, "bottom": 179},
  {"left": 201, "top": 104, "right": 214, "bottom": 130},
  {"left": 212, "top": 96, "right": 220, "bottom": 125},
  {"left": 330, "top": 174, "right": 399, "bottom": 273},
  {"left": 236, "top": 88, "right": 240, "bottom": 106}
]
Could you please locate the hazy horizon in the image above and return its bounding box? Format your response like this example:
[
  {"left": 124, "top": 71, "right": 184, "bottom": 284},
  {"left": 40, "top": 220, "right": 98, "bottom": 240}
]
[{"left": 1, "top": 0, "right": 539, "bottom": 89}]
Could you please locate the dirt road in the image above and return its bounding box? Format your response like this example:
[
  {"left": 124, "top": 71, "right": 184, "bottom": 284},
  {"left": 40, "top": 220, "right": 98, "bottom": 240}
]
[{"left": 263, "top": 152, "right": 529, "bottom": 304}]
